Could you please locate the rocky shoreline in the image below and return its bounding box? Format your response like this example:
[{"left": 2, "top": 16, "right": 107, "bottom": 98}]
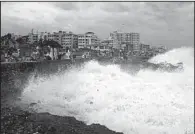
[
  {"left": 1, "top": 59, "right": 124, "bottom": 134},
  {"left": 1, "top": 104, "right": 123, "bottom": 134}
]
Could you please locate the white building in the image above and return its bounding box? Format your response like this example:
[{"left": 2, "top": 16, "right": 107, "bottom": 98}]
[
  {"left": 130, "top": 33, "right": 140, "bottom": 51},
  {"left": 28, "top": 33, "right": 38, "bottom": 44},
  {"left": 39, "top": 32, "right": 49, "bottom": 41},
  {"left": 101, "top": 37, "right": 113, "bottom": 47},
  {"left": 110, "top": 31, "right": 120, "bottom": 49},
  {"left": 78, "top": 32, "right": 100, "bottom": 49},
  {"left": 28, "top": 30, "right": 48, "bottom": 44},
  {"left": 27, "top": 29, "right": 79, "bottom": 50},
  {"left": 99, "top": 37, "right": 114, "bottom": 51},
  {"left": 61, "top": 31, "right": 78, "bottom": 50},
  {"left": 110, "top": 31, "right": 140, "bottom": 51},
  {"left": 47, "top": 31, "right": 78, "bottom": 50},
  {"left": 47, "top": 32, "right": 54, "bottom": 41}
]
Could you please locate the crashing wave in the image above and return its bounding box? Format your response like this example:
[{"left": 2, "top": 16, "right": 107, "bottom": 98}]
[{"left": 141, "top": 61, "right": 184, "bottom": 72}]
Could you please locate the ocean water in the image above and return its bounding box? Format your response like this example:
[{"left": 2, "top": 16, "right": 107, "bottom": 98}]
[{"left": 20, "top": 47, "right": 194, "bottom": 134}]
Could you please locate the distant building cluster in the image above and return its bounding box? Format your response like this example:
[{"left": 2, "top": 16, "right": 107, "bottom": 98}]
[
  {"left": 27, "top": 30, "right": 101, "bottom": 51},
  {"left": 23, "top": 29, "right": 167, "bottom": 55},
  {"left": 1, "top": 28, "right": 167, "bottom": 63}
]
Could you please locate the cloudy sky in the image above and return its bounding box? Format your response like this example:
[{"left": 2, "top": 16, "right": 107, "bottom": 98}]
[{"left": 1, "top": 2, "right": 194, "bottom": 48}]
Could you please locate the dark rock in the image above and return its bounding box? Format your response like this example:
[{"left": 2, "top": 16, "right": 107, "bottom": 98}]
[{"left": 1, "top": 106, "right": 123, "bottom": 134}]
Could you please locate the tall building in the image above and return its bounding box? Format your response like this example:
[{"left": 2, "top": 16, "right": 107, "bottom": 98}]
[
  {"left": 39, "top": 32, "right": 48, "bottom": 41},
  {"left": 130, "top": 33, "right": 140, "bottom": 51},
  {"left": 47, "top": 32, "right": 60, "bottom": 43},
  {"left": 47, "top": 32, "right": 54, "bottom": 41},
  {"left": 61, "top": 31, "right": 78, "bottom": 49},
  {"left": 53, "top": 32, "right": 61, "bottom": 44},
  {"left": 47, "top": 31, "right": 78, "bottom": 50},
  {"left": 110, "top": 31, "right": 140, "bottom": 51},
  {"left": 78, "top": 32, "right": 100, "bottom": 49},
  {"left": 28, "top": 33, "right": 38, "bottom": 44},
  {"left": 110, "top": 31, "right": 120, "bottom": 49},
  {"left": 28, "top": 30, "right": 48, "bottom": 44}
]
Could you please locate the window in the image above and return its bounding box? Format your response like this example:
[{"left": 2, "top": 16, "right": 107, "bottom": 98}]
[{"left": 100, "top": 46, "right": 104, "bottom": 49}]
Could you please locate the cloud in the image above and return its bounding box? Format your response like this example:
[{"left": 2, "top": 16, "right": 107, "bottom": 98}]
[
  {"left": 52, "top": 2, "right": 79, "bottom": 11},
  {"left": 1, "top": 2, "right": 194, "bottom": 48}
]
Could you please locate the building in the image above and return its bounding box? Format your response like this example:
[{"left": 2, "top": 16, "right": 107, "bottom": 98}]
[
  {"left": 130, "top": 33, "right": 140, "bottom": 51},
  {"left": 110, "top": 31, "right": 120, "bottom": 49},
  {"left": 78, "top": 32, "right": 100, "bottom": 49},
  {"left": 140, "top": 43, "right": 150, "bottom": 53},
  {"left": 39, "top": 32, "right": 49, "bottom": 41},
  {"left": 47, "top": 31, "right": 78, "bottom": 50},
  {"left": 27, "top": 30, "right": 48, "bottom": 44},
  {"left": 98, "top": 37, "right": 114, "bottom": 52},
  {"left": 47, "top": 32, "right": 55, "bottom": 41},
  {"left": 52, "top": 32, "right": 61, "bottom": 44},
  {"left": 27, "top": 29, "right": 61, "bottom": 44},
  {"left": 61, "top": 31, "right": 78, "bottom": 50},
  {"left": 110, "top": 31, "right": 140, "bottom": 51},
  {"left": 28, "top": 33, "right": 38, "bottom": 44},
  {"left": 126, "top": 43, "right": 133, "bottom": 52},
  {"left": 101, "top": 37, "right": 113, "bottom": 48}
]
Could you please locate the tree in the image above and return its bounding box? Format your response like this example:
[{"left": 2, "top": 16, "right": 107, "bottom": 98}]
[
  {"left": 66, "top": 47, "right": 69, "bottom": 52},
  {"left": 16, "top": 37, "right": 24, "bottom": 44},
  {"left": 7, "top": 47, "right": 17, "bottom": 56},
  {"left": 43, "top": 40, "right": 62, "bottom": 48},
  {"left": 42, "top": 40, "right": 62, "bottom": 60},
  {"left": 7, "top": 33, "right": 12, "bottom": 40}
]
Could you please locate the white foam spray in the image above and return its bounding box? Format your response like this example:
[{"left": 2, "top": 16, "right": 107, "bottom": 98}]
[{"left": 20, "top": 47, "right": 194, "bottom": 134}]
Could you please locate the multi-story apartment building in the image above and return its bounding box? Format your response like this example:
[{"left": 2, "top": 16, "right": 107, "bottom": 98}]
[
  {"left": 61, "top": 31, "right": 78, "bottom": 49},
  {"left": 110, "top": 31, "right": 120, "bottom": 49},
  {"left": 28, "top": 33, "right": 38, "bottom": 44},
  {"left": 28, "top": 30, "right": 49, "bottom": 44},
  {"left": 78, "top": 32, "right": 100, "bottom": 49},
  {"left": 94, "top": 37, "right": 112, "bottom": 52},
  {"left": 110, "top": 31, "right": 140, "bottom": 51},
  {"left": 130, "top": 33, "right": 140, "bottom": 51},
  {"left": 47, "top": 33, "right": 53, "bottom": 40},
  {"left": 101, "top": 37, "right": 113, "bottom": 47},
  {"left": 39, "top": 32, "right": 48, "bottom": 41},
  {"left": 140, "top": 43, "right": 150, "bottom": 53},
  {"left": 47, "top": 31, "right": 78, "bottom": 50},
  {"left": 53, "top": 32, "right": 61, "bottom": 44}
]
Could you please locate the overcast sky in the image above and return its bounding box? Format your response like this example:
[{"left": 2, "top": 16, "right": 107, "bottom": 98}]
[{"left": 1, "top": 2, "right": 194, "bottom": 48}]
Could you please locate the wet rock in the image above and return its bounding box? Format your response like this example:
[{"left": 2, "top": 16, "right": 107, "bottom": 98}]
[{"left": 1, "top": 106, "right": 123, "bottom": 134}]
